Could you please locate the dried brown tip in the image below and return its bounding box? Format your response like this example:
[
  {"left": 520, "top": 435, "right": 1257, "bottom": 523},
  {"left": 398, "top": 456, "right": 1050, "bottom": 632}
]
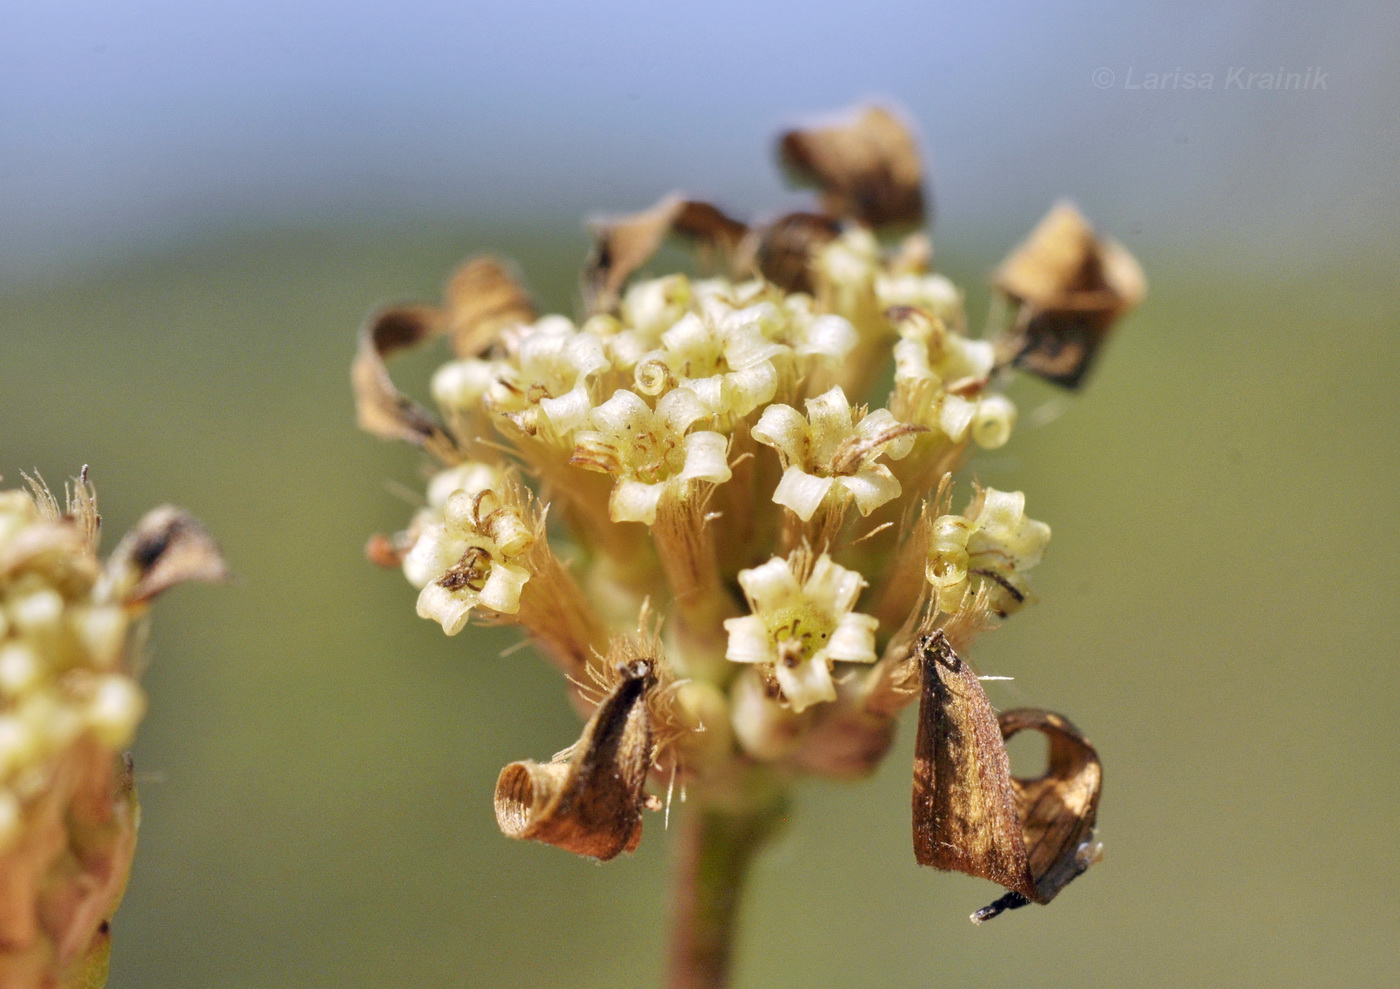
[
  {"left": 104, "top": 506, "right": 227, "bottom": 605},
  {"left": 351, "top": 305, "right": 461, "bottom": 460},
  {"left": 364, "top": 533, "right": 404, "bottom": 569},
  {"left": 583, "top": 194, "right": 748, "bottom": 314},
  {"left": 993, "top": 201, "right": 1146, "bottom": 388},
  {"left": 911, "top": 633, "right": 1104, "bottom": 922},
  {"left": 493, "top": 662, "right": 656, "bottom": 860},
  {"left": 742, "top": 212, "right": 843, "bottom": 293},
  {"left": 443, "top": 256, "right": 536, "bottom": 357},
  {"left": 779, "top": 106, "right": 927, "bottom": 229},
  {"left": 997, "top": 708, "right": 1102, "bottom": 906}
]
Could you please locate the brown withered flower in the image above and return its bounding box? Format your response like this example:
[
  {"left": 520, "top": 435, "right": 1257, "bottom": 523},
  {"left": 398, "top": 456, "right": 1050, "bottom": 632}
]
[
  {"left": 0, "top": 471, "right": 224, "bottom": 988},
  {"left": 355, "top": 105, "right": 1139, "bottom": 987}
]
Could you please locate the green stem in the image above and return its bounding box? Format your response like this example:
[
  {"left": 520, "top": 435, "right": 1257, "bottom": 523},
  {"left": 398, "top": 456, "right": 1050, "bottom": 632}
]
[{"left": 667, "top": 793, "right": 787, "bottom": 989}]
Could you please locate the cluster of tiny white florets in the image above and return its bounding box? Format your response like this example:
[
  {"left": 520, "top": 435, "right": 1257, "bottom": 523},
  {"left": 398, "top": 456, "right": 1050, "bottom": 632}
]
[
  {"left": 392, "top": 227, "right": 1053, "bottom": 761},
  {"left": 0, "top": 488, "right": 143, "bottom": 848}
]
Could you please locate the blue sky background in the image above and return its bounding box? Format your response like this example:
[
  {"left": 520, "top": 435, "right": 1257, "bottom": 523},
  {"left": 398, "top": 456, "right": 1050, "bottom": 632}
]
[{"left": 4, "top": 0, "right": 1396, "bottom": 281}]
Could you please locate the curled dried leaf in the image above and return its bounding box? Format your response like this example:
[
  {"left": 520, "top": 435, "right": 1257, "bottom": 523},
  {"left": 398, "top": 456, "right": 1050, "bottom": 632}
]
[
  {"left": 779, "top": 106, "right": 927, "bottom": 228},
  {"left": 912, "top": 633, "right": 1103, "bottom": 922},
  {"left": 351, "top": 306, "right": 462, "bottom": 460},
  {"left": 443, "top": 256, "right": 537, "bottom": 357},
  {"left": 493, "top": 662, "right": 656, "bottom": 860},
  {"left": 584, "top": 195, "right": 748, "bottom": 314},
  {"left": 994, "top": 708, "right": 1102, "bottom": 909},
  {"left": 104, "top": 506, "right": 227, "bottom": 606},
  {"left": 993, "top": 201, "right": 1146, "bottom": 388}
]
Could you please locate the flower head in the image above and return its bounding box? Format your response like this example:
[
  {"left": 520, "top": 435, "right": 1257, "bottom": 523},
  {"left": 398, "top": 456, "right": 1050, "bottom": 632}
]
[
  {"left": 354, "top": 104, "right": 1138, "bottom": 946},
  {"left": 0, "top": 473, "right": 222, "bottom": 983}
]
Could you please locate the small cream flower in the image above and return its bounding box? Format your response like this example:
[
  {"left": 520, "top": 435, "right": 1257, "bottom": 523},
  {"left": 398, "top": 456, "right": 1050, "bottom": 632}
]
[
  {"left": 877, "top": 271, "right": 965, "bottom": 328},
  {"left": 752, "top": 386, "right": 921, "bottom": 521},
  {"left": 891, "top": 307, "right": 995, "bottom": 388},
  {"left": 425, "top": 462, "right": 507, "bottom": 510},
  {"left": 723, "top": 552, "right": 879, "bottom": 712},
  {"left": 888, "top": 307, "right": 1015, "bottom": 449},
  {"left": 403, "top": 484, "right": 535, "bottom": 633},
  {"left": 633, "top": 309, "right": 786, "bottom": 419},
  {"left": 621, "top": 274, "right": 694, "bottom": 341},
  {"left": 731, "top": 293, "right": 858, "bottom": 364},
  {"left": 926, "top": 488, "right": 1051, "bottom": 616},
  {"left": 569, "top": 388, "right": 732, "bottom": 525},
  {"left": 434, "top": 316, "right": 610, "bottom": 441},
  {"left": 814, "top": 228, "right": 880, "bottom": 305}
]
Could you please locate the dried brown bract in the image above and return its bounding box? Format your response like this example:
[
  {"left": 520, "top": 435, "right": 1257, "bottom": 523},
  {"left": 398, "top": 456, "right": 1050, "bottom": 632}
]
[
  {"left": 493, "top": 662, "right": 656, "bottom": 861},
  {"left": 442, "top": 257, "right": 538, "bottom": 357},
  {"left": 743, "top": 212, "right": 843, "bottom": 294},
  {"left": 779, "top": 106, "right": 927, "bottom": 229},
  {"left": 103, "top": 506, "right": 228, "bottom": 605},
  {"left": 584, "top": 195, "right": 749, "bottom": 314},
  {"left": 993, "top": 201, "right": 1146, "bottom": 388},
  {"left": 352, "top": 305, "right": 462, "bottom": 460},
  {"left": 912, "top": 633, "right": 1102, "bottom": 922}
]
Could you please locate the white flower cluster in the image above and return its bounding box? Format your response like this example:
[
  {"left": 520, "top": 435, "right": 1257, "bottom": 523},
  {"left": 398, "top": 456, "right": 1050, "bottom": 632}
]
[
  {"left": 0, "top": 488, "right": 142, "bottom": 847},
  {"left": 390, "top": 228, "right": 1052, "bottom": 735}
]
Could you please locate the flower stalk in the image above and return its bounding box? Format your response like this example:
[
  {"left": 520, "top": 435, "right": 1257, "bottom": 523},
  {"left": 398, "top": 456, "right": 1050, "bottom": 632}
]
[{"left": 668, "top": 788, "right": 788, "bottom": 989}]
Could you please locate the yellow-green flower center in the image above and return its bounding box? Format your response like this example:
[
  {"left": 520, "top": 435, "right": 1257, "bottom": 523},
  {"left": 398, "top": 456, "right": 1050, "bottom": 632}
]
[{"left": 764, "top": 604, "right": 834, "bottom": 668}]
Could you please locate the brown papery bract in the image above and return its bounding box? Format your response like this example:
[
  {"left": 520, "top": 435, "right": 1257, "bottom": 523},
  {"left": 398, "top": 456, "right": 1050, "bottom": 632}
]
[
  {"left": 911, "top": 633, "right": 1103, "bottom": 923},
  {"left": 778, "top": 106, "right": 927, "bottom": 229},
  {"left": 992, "top": 201, "right": 1146, "bottom": 388},
  {"left": 583, "top": 195, "right": 749, "bottom": 315},
  {"left": 351, "top": 305, "right": 462, "bottom": 461},
  {"left": 493, "top": 663, "right": 656, "bottom": 861},
  {"left": 442, "top": 257, "right": 538, "bottom": 358}
]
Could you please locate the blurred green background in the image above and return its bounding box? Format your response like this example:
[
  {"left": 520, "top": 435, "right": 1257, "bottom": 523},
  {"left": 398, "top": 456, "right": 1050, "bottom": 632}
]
[{"left": 4, "top": 2, "right": 1398, "bottom": 987}]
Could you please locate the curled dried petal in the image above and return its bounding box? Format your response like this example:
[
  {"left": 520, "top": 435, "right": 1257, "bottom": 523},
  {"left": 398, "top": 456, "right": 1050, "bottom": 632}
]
[
  {"left": 585, "top": 196, "right": 748, "bottom": 314},
  {"left": 442, "top": 256, "right": 537, "bottom": 357},
  {"left": 742, "top": 212, "right": 842, "bottom": 293},
  {"left": 989, "top": 708, "right": 1102, "bottom": 914},
  {"left": 351, "top": 306, "right": 461, "bottom": 460}
]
